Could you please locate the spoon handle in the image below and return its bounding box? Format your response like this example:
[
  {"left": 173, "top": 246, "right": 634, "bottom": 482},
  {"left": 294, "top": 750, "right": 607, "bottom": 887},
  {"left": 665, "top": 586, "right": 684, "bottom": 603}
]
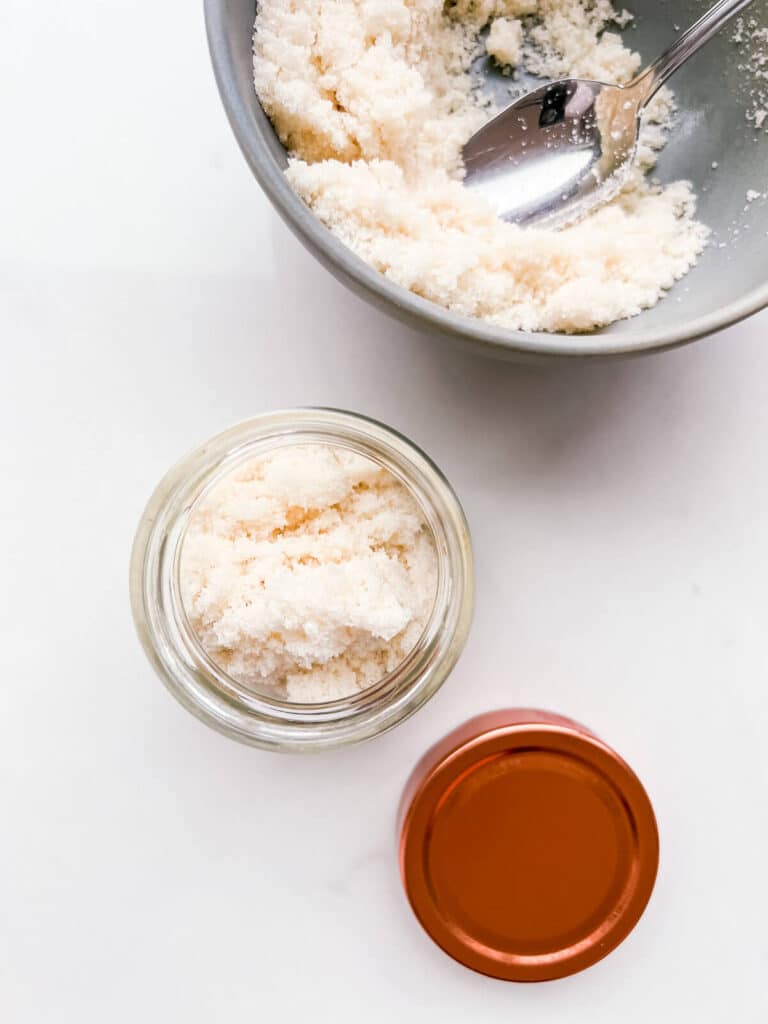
[{"left": 630, "top": 0, "right": 755, "bottom": 104}]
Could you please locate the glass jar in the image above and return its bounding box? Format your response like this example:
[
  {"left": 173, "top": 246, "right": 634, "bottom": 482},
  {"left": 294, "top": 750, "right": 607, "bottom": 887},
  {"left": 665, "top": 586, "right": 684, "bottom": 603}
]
[{"left": 130, "top": 409, "right": 474, "bottom": 752}]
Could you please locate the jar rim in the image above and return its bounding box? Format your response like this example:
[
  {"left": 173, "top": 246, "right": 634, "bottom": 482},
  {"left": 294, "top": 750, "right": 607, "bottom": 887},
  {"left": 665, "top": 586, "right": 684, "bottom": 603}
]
[{"left": 130, "top": 409, "right": 475, "bottom": 751}]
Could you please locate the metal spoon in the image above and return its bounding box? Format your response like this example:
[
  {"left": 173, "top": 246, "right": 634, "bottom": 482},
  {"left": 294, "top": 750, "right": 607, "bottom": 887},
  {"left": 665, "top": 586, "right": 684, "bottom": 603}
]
[{"left": 463, "top": 0, "right": 754, "bottom": 229}]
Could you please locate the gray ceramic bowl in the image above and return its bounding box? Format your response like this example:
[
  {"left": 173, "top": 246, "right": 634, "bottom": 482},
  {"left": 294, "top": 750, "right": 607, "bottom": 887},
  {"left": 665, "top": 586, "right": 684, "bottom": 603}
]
[{"left": 205, "top": 0, "right": 768, "bottom": 359}]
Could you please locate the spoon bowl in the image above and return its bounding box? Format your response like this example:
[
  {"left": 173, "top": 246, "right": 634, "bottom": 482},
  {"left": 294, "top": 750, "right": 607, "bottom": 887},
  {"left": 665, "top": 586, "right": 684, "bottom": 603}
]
[
  {"left": 463, "top": 79, "right": 641, "bottom": 229},
  {"left": 463, "top": 0, "right": 755, "bottom": 227}
]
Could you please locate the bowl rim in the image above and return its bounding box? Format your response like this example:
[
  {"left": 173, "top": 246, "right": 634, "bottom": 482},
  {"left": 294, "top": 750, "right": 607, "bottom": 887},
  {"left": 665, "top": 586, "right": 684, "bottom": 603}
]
[{"left": 204, "top": 0, "right": 768, "bottom": 360}]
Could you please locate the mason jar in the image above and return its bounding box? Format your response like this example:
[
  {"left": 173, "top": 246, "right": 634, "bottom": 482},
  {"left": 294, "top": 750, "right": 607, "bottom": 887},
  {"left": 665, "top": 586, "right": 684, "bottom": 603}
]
[{"left": 130, "top": 409, "right": 474, "bottom": 752}]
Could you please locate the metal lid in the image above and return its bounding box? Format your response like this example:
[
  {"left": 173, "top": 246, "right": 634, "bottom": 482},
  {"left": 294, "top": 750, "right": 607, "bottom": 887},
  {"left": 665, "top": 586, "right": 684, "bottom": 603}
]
[{"left": 398, "top": 709, "right": 659, "bottom": 982}]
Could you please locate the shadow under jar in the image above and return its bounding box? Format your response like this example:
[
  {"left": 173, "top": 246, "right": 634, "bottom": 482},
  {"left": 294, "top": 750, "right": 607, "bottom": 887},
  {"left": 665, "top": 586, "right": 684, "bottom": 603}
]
[{"left": 130, "top": 409, "right": 474, "bottom": 752}]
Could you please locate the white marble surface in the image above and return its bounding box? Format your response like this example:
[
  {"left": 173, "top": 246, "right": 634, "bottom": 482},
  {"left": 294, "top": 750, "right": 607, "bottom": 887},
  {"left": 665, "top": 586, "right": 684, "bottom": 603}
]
[{"left": 3, "top": 3, "right": 767, "bottom": 1021}]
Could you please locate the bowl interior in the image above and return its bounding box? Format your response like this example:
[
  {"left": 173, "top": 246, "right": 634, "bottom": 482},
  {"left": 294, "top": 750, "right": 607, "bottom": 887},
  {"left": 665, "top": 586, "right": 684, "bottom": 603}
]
[{"left": 207, "top": 0, "right": 768, "bottom": 355}]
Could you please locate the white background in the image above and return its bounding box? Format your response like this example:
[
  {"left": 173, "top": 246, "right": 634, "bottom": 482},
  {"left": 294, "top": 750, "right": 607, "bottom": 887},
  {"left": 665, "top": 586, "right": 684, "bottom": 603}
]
[{"left": 2, "top": 2, "right": 767, "bottom": 1021}]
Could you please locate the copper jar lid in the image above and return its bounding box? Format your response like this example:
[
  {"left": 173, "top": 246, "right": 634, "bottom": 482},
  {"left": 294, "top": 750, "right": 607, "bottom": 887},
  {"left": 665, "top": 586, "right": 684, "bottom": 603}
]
[{"left": 398, "top": 709, "right": 659, "bottom": 982}]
